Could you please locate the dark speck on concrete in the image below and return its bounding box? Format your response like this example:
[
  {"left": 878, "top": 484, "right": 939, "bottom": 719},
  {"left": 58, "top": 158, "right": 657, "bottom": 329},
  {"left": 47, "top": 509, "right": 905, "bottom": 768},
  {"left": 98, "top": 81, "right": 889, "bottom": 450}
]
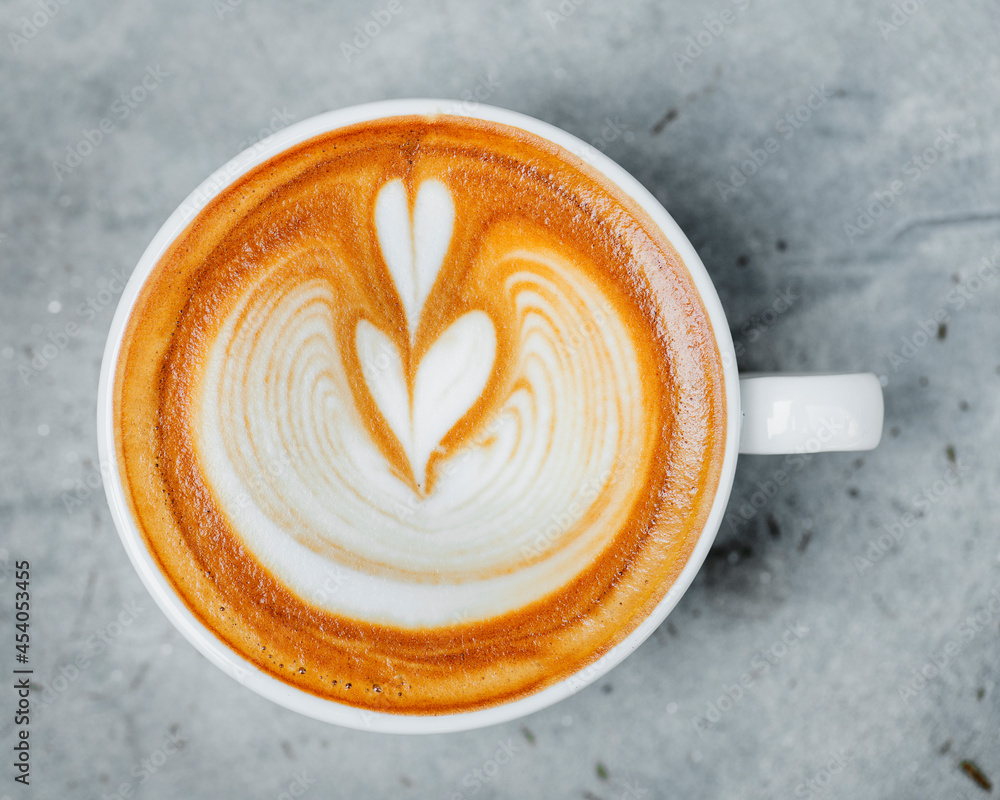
[
  {"left": 959, "top": 760, "right": 992, "bottom": 792},
  {"left": 651, "top": 107, "right": 679, "bottom": 134}
]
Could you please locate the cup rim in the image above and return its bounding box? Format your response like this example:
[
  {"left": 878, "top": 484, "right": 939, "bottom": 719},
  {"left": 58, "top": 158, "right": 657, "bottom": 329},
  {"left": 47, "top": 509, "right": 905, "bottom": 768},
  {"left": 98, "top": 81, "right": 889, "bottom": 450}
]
[{"left": 97, "top": 98, "right": 741, "bottom": 734}]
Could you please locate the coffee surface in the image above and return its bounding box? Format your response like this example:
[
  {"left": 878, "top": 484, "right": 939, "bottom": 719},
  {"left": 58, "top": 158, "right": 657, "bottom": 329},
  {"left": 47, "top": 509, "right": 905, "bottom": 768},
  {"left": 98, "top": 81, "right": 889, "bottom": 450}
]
[{"left": 114, "top": 114, "right": 726, "bottom": 714}]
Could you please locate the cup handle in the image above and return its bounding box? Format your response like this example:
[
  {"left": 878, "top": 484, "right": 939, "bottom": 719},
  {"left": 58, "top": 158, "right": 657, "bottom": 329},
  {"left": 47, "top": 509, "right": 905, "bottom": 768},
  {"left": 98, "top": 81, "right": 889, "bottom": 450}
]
[{"left": 738, "top": 373, "right": 884, "bottom": 454}]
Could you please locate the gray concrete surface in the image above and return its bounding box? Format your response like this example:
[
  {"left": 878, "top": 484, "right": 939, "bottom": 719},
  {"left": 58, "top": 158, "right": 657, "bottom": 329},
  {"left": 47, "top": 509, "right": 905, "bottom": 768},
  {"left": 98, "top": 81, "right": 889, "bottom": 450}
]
[{"left": 1, "top": 0, "right": 998, "bottom": 798}]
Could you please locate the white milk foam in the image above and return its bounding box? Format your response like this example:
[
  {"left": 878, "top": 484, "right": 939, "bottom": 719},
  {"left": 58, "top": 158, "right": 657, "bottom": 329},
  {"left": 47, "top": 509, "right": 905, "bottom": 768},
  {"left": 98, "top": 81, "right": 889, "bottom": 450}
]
[{"left": 197, "top": 179, "right": 649, "bottom": 627}]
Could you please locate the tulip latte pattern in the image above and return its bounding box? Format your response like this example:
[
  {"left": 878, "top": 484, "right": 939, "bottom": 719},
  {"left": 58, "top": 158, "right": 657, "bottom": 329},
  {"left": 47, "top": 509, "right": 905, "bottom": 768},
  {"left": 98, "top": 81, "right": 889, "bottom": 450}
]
[
  {"left": 114, "top": 116, "right": 726, "bottom": 713},
  {"left": 198, "top": 173, "right": 650, "bottom": 626}
]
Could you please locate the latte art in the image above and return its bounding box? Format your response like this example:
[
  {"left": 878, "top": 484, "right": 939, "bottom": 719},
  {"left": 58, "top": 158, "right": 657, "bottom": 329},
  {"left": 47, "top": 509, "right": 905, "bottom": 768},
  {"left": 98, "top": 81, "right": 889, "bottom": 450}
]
[
  {"left": 198, "top": 175, "right": 651, "bottom": 626},
  {"left": 356, "top": 177, "right": 496, "bottom": 493},
  {"left": 114, "top": 115, "right": 726, "bottom": 713}
]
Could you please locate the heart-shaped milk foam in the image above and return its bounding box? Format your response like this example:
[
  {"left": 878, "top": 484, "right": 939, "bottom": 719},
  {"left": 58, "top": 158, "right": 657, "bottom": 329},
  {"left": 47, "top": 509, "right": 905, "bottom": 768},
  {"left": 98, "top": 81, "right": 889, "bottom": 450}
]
[
  {"left": 356, "top": 312, "right": 496, "bottom": 490},
  {"left": 374, "top": 178, "right": 454, "bottom": 342},
  {"left": 359, "top": 178, "right": 497, "bottom": 489}
]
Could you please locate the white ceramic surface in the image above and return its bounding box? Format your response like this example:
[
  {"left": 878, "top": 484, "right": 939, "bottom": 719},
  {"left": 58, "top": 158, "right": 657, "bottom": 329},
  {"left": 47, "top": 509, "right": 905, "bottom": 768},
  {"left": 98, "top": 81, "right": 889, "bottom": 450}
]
[{"left": 738, "top": 373, "right": 884, "bottom": 454}]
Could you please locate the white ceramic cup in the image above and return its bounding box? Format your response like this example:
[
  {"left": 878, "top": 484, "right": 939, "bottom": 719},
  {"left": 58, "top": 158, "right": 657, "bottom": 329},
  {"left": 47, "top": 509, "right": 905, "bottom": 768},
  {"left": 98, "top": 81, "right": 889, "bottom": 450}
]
[{"left": 97, "top": 99, "right": 884, "bottom": 734}]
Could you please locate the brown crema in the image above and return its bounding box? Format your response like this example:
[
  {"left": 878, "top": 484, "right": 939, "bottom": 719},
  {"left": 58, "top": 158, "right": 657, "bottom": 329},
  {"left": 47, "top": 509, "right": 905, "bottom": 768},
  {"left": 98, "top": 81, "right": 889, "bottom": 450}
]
[{"left": 114, "top": 114, "right": 726, "bottom": 715}]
